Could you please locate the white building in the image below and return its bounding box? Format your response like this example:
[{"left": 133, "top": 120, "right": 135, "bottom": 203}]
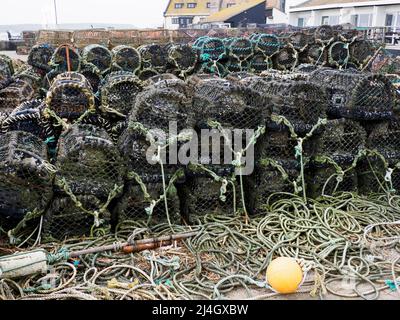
[{"left": 288, "top": 0, "right": 400, "bottom": 30}]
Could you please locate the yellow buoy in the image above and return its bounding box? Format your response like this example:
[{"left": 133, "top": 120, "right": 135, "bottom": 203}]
[{"left": 266, "top": 257, "right": 303, "bottom": 294}]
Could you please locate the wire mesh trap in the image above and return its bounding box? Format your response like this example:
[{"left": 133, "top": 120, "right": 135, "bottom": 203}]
[
  {"left": 197, "top": 37, "right": 226, "bottom": 63},
  {"left": 111, "top": 45, "right": 142, "bottom": 74},
  {"left": 261, "top": 79, "right": 327, "bottom": 134},
  {"left": 0, "top": 79, "right": 35, "bottom": 114},
  {"left": 191, "top": 78, "right": 267, "bottom": 130},
  {"left": 55, "top": 123, "right": 125, "bottom": 199},
  {"left": 273, "top": 44, "right": 299, "bottom": 71},
  {"left": 314, "top": 25, "right": 335, "bottom": 44},
  {"left": 81, "top": 44, "right": 112, "bottom": 75},
  {"left": 249, "top": 53, "right": 272, "bottom": 73},
  {"left": 167, "top": 44, "right": 198, "bottom": 77},
  {"left": 131, "top": 87, "right": 192, "bottom": 133},
  {"left": 0, "top": 54, "right": 14, "bottom": 83},
  {"left": 45, "top": 72, "right": 95, "bottom": 120},
  {"left": 139, "top": 44, "right": 168, "bottom": 74},
  {"left": 309, "top": 68, "right": 394, "bottom": 120},
  {"left": 0, "top": 99, "right": 55, "bottom": 142},
  {"left": 0, "top": 131, "right": 53, "bottom": 229},
  {"left": 114, "top": 179, "right": 181, "bottom": 225},
  {"left": 288, "top": 31, "right": 311, "bottom": 52},
  {"left": 144, "top": 74, "right": 188, "bottom": 96},
  {"left": 303, "top": 42, "right": 328, "bottom": 65},
  {"left": 50, "top": 45, "right": 81, "bottom": 72},
  {"left": 328, "top": 41, "right": 350, "bottom": 68},
  {"left": 349, "top": 40, "right": 375, "bottom": 68},
  {"left": 251, "top": 33, "right": 281, "bottom": 57},
  {"left": 80, "top": 68, "right": 102, "bottom": 94},
  {"left": 27, "top": 44, "right": 55, "bottom": 73},
  {"left": 100, "top": 71, "right": 143, "bottom": 118},
  {"left": 43, "top": 195, "right": 111, "bottom": 241}
]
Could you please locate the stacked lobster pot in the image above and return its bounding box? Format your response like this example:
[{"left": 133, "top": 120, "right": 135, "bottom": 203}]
[
  {"left": 194, "top": 37, "right": 227, "bottom": 77},
  {"left": 166, "top": 44, "right": 198, "bottom": 78},
  {"left": 115, "top": 81, "right": 191, "bottom": 224},
  {"left": 249, "top": 34, "right": 280, "bottom": 73},
  {"left": 225, "top": 37, "right": 253, "bottom": 73},
  {"left": 99, "top": 71, "right": 143, "bottom": 138},
  {"left": 0, "top": 54, "right": 14, "bottom": 89},
  {"left": 0, "top": 129, "right": 53, "bottom": 232},
  {"left": 111, "top": 45, "right": 142, "bottom": 74},
  {"left": 186, "top": 76, "right": 266, "bottom": 219},
  {"left": 307, "top": 119, "right": 367, "bottom": 198},
  {"left": 44, "top": 123, "right": 125, "bottom": 240},
  {"left": 44, "top": 45, "right": 81, "bottom": 89},
  {"left": 0, "top": 78, "right": 35, "bottom": 113},
  {"left": 245, "top": 76, "right": 327, "bottom": 209},
  {"left": 80, "top": 44, "right": 112, "bottom": 93},
  {"left": 138, "top": 44, "right": 168, "bottom": 80},
  {"left": 358, "top": 120, "right": 400, "bottom": 194}
]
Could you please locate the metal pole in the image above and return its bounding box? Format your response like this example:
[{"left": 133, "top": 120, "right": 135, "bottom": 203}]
[{"left": 53, "top": 0, "right": 58, "bottom": 26}]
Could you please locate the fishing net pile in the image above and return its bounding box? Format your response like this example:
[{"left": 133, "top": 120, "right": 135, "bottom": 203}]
[{"left": 0, "top": 28, "right": 399, "bottom": 300}]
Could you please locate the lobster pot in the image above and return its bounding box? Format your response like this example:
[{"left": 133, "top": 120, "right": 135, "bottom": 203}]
[
  {"left": 0, "top": 55, "right": 13, "bottom": 83},
  {"left": 273, "top": 45, "right": 299, "bottom": 71},
  {"left": 349, "top": 40, "right": 374, "bottom": 68},
  {"left": 138, "top": 69, "right": 159, "bottom": 81},
  {"left": 167, "top": 44, "right": 197, "bottom": 76},
  {"left": 199, "top": 61, "right": 227, "bottom": 77},
  {"left": 144, "top": 74, "right": 188, "bottom": 95},
  {"left": 314, "top": 25, "right": 335, "bottom": 43},
  {"left": 368, "top": 119, "right": 400, "bottom": 162},
  {"left": 226, "top": 58, "right": 249, "bottom": 73},
  {"left": 100, "top": 71, "right": 143, "bottom": 118},
  {"left": 132, "top": 87, "right": 192, "bottom": 133},
  {"left": 197, "top": 37, "right": 226, "bottom": 62},
  {"left": 111, "top": 45, "right": 141, "bottom": 74},
  {"left": 114, "top": 178, "right": 181, "bottom": 224},
  {"left": 0, "top": 131, "right": 53, "bottom": 227},
  {"left": 315, "top": 119, "right": 367, "bottom": 163},
  {"left": 43, "top": 195, "right": 111, "bottom": 240},
  {"left": 55, "top": 124, "right": 125, "bottom": 198},
  {"left": 227, "top": 38, "right": 253, "bottom": 64},
  {"left": 309, "top": 69, "right": 393, "bottom": 120},
  {"left": 307, "top": 163, "right": 358, "bottom": 198},
  {"left": 46, "top": 72, "right": 95, "bottom": 120},
  {"left": 138, "top": 44, "right": 168, "bottom": 73},
  {"left": 328, "top": 41, "right": 349, "bottom": 68},
  {"left": 191, "top": 78, "right": 267, "bottom": 130},
  {"left": 289, "top": 32, "right": 312, "bottom": 52},
  {"left": 50, "top": 45, "right": 81, "bottom": 72},
  {"left": 246, "top": 160, "right": 299, "bottom": 212},
  {"left": 262, "top": 79, "right": 327, "bottom": 134},
  {"left": 302, "top": 42, "right": 328, "bottom": 65},
  {"left": 251, "top": 34, "right": 280, "bottom": 57},
  {"left": 27, "top": 44, "right": 54, "bottom": 72},
  {"left": 81, "top": 44, "right": 112, "bottom": 75},
  {"left": 249, "top": 54, "right": 271, "bottom": 73},
  {"left": 1, "top": 100, "right": 54, "bottom": 141},
  {"left": 180, "top": 168, "right": 239, "bottom": 218},
  {"left": 80, "top": 68, "right": 102, "bottom": 94},
  {"left": 0, "top": 80, "right": 35, "bottom": 113}
]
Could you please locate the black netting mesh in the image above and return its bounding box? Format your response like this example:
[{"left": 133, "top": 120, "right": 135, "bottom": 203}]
[
  {"left": 315, "top": 25, "right": 335, "bottom": 43},
  {"left": 0, "top": 131, "right": 53, "bottom": 229},
  {"left": 0, "top": 79, "right": 35, "bottom": 113},
  {"left": 144, "top": 74, "right": 188, "bottom": 95},
  {"left": 81, "top": 44, "right": 112, "bottom": 75},
  {"left": 0, "top": 54, "right": 14, "bottom": 84},
  {"left": 309, "top": 69, "right": 393, "bottom": 120},
  {"left": 350, "top": 40, "right": 375, "bottom": 68},
  {"left": 43, "top": 195, "right": 111, "bottom": 240},
  {"left": 251, "top": 33, "right": 280, "bottom": 57},
  {"left": 27, "top": 44, "right": 54, "bottom": 72},
  {"left": 80, "top": 68, "right": 102, "bottom": 94},
  {"left": 0, "top": 99, "right": 54, "bottom": 142},
  {"left": 45, "top": 72, "right": 95, "bottom": 120},
  {"left": 55, "top": 123, "right": 125, "bottom": 198},
  {"left": 50, "top": 45, "right": 81, "bottom": 72},
  {"left": 139, "top": 44, "right": 168, "bottom": 73},
  {"left": 328, "top": 41, "right": 350, "bottom": 68},
  {"left": 167, "top": 44, "right": 197, "bottom": 76},
  {"left": 273, "top": 45, "right": 299, "bottom": 71},
  {"left": 111, "top": 45, "right": 142, "bottom": 74},
  {"left": 259, "top": 79, "right": 327, "bottom": 133},
  {"left": 304, "top": 42, "right": 328, "bottom": 65},
  {"left": 100, "top": 71, "right": 143, "bottom": 118},
  {"left": 288, "top": 31, "right": 311, "bottom": 51},
  {"left": 249, "top": 53, "right": 271, "bottom": 73}
]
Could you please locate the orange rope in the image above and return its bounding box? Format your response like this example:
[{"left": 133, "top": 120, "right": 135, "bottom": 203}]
[{"left": 59, "top": 44, "right": 72, "bottom": 72}]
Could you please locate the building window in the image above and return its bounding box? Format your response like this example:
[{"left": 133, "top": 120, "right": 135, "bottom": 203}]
[
  {"left": 321, "top": 16, "right": 329, "bottom": 25},
  {"left": 351, "top": 14, "right": 358, "bottom": 26},
  {"left": 298, "top": 17, "right": 304, "bottom": 27},
  {"left": 172, "top": 18, "right": 179, "bottom": 24},
  {"left": 207, "top": 2, "right": 211, "bottom": 8},
  {"left": 358, "top": 14, "right": 372, "bottom": 27},
  {"left": 174, "top": 3, "right": 184, "bottom": 9},
  {"left": 386, "top": 14, "right": 394, "bottom": 27},
  {"left": 280, "top": 0, "right": 286, "bottom": 13},
  {"left": 321, "top": 15, "right": 339, "bottom": 25},
  {"left": 227, "top": 3, "right": 236, "bottom": 8},
  {"left": 187, "top": 3, "right": 197, "bottom": 8}
]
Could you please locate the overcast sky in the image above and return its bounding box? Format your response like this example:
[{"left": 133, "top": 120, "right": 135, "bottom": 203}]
[{"left": 0, "top": 0, "right": 170, "bottom": 27}]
